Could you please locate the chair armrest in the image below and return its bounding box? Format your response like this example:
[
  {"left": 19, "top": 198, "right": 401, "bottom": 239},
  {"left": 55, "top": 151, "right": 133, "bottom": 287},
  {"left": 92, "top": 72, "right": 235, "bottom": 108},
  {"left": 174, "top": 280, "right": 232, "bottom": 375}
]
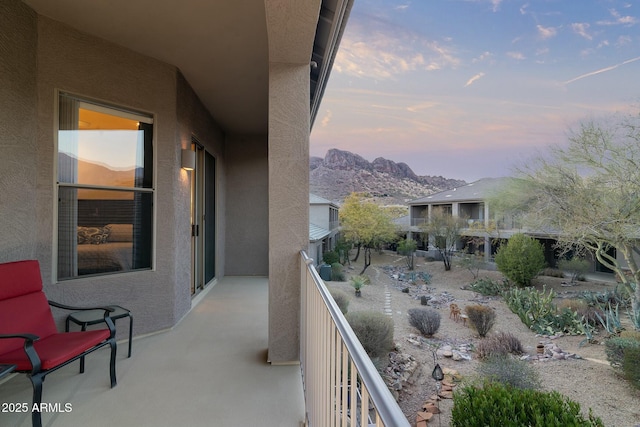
[
  {"left": 0, "top": 333, "right": 40, "bottom": 342},
  {"left": 0, "top": 334, "right": 41, "bottom": 373},
  {"left": 48, "top": 301, "right": 115, "bottom": 313},
  {"left": 48, "top": 301, "right": 116, "bottom": 339}
]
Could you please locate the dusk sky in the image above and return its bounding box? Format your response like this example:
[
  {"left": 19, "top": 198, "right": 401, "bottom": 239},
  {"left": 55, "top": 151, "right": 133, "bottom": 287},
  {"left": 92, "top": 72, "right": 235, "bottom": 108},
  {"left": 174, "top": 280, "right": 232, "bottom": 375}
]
[{"left": 310, "top": 0, "right": 640, "bottom": 182}]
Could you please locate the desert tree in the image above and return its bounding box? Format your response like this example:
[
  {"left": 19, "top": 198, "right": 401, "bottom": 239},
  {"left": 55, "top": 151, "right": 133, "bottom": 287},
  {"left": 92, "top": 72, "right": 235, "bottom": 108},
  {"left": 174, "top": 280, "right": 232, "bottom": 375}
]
[
  {"left": 495, "top": 109, "right": 640, "bottom": 328},
  {"left": 339, "top": 193, "right": 398, "bottom": 274},
  {"left": 397, "top": 238, "right": 417, "bottom": 270},
  {"left": 419, "top": 207, "right": 466, "bottom": 271}
]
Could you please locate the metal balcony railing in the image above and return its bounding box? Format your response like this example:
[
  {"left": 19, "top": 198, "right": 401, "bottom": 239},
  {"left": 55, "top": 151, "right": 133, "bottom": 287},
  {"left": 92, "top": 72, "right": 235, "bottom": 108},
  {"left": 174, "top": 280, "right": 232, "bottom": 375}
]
[{"left": 300, "top": 251, "right": 410, "bottom": 427}]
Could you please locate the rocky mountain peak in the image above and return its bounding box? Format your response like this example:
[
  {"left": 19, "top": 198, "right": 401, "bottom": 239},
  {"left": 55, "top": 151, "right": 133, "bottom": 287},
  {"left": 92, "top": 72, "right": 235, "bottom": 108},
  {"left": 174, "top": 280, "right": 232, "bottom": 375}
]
[
  {"left": 310, "top": 148, "right": 466, "bottom": 204},
  {"left": 320, "top": 148, "right": 372, "bottom": 171}
]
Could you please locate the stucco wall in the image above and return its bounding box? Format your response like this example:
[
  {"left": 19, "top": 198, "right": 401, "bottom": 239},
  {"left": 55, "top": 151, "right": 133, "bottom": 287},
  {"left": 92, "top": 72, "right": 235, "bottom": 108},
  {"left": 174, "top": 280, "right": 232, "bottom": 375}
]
[
  {"left": 0, "top": 1, "right": 38, "bottom": 263},
  {"left": 0, "top": 1, "right": 229, "bottom": 338},
  {"left": 224, "top": 136, "right": 269, "bottom": 275}
]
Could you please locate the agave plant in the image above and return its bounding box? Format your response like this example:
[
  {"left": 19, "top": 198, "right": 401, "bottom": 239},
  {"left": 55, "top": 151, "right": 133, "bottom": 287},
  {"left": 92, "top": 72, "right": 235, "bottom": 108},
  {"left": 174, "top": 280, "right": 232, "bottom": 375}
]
[{"left": 350, "top": 275, "right": 370, "bottom": 296}]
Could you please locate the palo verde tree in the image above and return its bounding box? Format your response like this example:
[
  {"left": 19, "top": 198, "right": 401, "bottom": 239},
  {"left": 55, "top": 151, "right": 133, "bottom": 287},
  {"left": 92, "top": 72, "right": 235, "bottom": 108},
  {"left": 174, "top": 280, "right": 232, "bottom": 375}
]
[
  {"left": 339, "top": 193, "right": 398, "bottom": 274},
  {"left": 419, "top": 207, "right": 466, "bottom": 271},
  {"left": 496, "top": 109, "right": 640, "bottom": 328}
]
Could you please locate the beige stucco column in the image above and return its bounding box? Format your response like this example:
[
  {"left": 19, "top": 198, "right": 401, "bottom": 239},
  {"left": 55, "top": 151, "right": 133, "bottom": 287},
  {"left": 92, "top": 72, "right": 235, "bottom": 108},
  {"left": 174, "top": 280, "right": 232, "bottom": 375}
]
[{"left": 265, "top": 0, "right": 320, "bottom": 364}]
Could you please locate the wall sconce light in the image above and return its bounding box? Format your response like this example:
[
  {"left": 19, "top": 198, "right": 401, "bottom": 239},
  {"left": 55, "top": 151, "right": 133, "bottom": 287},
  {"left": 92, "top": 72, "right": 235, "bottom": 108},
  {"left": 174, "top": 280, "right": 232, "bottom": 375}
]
[{"left": 181, "top": 149, "right": 195, "bottom": 171}]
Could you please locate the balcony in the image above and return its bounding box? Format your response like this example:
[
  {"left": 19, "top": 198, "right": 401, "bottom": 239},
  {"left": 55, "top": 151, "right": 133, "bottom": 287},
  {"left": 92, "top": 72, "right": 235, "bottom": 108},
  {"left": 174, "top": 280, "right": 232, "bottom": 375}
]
[
  {"left": 0, "top": 253, "right": 408, "bottom": 427},
  {"left": 0, "top": 277, "right": 305, "bottom": 427}
]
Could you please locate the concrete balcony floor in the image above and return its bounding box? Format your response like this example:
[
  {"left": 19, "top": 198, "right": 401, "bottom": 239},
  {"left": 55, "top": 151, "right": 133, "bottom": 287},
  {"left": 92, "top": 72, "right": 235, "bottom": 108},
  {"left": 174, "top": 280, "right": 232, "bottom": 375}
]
[{"left": 0, "top": 277, "right": 305, "bottom": 427}]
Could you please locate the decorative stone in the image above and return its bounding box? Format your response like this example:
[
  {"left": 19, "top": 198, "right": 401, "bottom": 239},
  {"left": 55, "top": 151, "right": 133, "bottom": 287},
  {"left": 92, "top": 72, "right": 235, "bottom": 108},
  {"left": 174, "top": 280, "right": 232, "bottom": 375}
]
[{"left": 423, "top": 403, "right": 440, "bottom": 414}]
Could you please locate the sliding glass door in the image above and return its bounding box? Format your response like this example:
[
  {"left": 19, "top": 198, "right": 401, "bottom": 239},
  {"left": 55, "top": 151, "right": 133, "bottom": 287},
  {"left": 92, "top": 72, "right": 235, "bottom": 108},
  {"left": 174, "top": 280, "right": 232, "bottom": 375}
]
[{"left": 190, "top": 142, "right": 216, "bottom": 295}]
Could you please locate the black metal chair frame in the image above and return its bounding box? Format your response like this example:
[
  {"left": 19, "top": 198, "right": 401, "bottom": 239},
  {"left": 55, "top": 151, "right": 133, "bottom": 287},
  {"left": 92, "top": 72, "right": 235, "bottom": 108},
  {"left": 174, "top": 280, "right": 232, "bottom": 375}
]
[{"left": 0, "top": 302, "right": 117, "bottom": 427}]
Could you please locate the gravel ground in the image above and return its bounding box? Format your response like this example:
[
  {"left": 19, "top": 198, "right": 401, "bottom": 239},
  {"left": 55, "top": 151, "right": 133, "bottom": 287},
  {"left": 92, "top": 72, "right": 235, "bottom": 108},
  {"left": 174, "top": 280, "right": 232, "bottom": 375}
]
[{"left": 326, "top": 251, "right": 640, "bottom": 427}]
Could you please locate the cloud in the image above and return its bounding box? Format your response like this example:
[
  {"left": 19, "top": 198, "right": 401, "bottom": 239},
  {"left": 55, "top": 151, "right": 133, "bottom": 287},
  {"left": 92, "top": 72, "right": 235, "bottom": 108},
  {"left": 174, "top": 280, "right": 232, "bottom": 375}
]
[
  {"left": 507, "top": 51, "right": 526, "bottom": 60},
  {"left": 406, "top": 102, "right": 440, "bottom": 113},
  {"left": 395, "top": 4, "right": 410, "bottom": 11},
  {"left": 571, "top": 23, "right": 592, "bottom": 40},
  {"left": 616, "top": 35, "right": 632, "bottom": 46},
  {"left": 597, "top": 8, "right": 638, "bottom": 26},
  {"left": 464, "top": 72, "right": 485, "bottom": 87},
  {"left": 333, "top": 20, "right": 461, "bottom": 79},
  {"left": 321, "top": 110, "right": 333, "bottom": 127},
  {"left": 563, "top": 56, "right": 640, "bottom": 85},
  {"left": 537, "top": 25, "right": 557, "bottom": 39},
  {"left": 472, "top": 51, "right": 493, "bottom": 63}
]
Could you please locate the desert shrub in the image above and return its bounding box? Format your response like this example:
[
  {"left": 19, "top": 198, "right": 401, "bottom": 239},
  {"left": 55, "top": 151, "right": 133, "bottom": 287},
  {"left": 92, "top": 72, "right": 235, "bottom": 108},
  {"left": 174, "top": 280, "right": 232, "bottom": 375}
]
[
  {"left": 456, "top": 252, "right": 486, "bottom": 279},
  {"left": 350, "top": 275, "right": 370, "bottom": 293},
  {"left": 331, "top": 262, "right": 345, "bottom": 281},
  {"left": 502, "top": 286, "right": 583, "bottom": 335},
  {"left": 329, "top": 289, "right": 349, "bottom": 314},
  {"left": 604, "top": 336, "right": 640, "bottom": 367},
  {"left": 542, "top": 267, "right": 565, "bottom": 278},
  {"left": 494, "top": 233, "right": 546, "bottom": 287},
  {"left": 622, "top": 346, "right": 640, "bottom": 390},
  {"left": 407, "top": 308, "right": 441, "bottom": 337},
  {"left": 419, "top": 271, "right": 432, "bottom": 284},
  {"left": 451, "top": 381, "right": 604, "bottom": 427},
  {"left": 475, "top": 332, "right": 523, "bottom": 360},
  {"left": 557, "top": 298, "right": 602, "bottom": 326},
  {"left": 467, "top": 277, "right": 504, "bottom": 296},
  {"left": 477, "top": 355, "right": 540, "bottom": 390},
  {"left": 322, "top": 250, "right": 339, "bottom": 265},
  {"left": 620, "top": 330, "right": 640, "bottom": 341},
  {"left": 464, "top": 304, "right": 496, "bottom": 337},
  {"left": 346, "top": 311, "right": 394, "bottom": 357},
  {"left": 558, "top": 256, "right": 590, "bottom": 283}
]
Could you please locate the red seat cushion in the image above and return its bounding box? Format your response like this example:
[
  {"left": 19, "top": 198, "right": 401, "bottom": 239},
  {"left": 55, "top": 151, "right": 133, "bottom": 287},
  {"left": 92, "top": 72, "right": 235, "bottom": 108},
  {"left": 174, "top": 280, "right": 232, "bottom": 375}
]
[{"left": 0, "top": 330, "right": 111, "bottom": 371}]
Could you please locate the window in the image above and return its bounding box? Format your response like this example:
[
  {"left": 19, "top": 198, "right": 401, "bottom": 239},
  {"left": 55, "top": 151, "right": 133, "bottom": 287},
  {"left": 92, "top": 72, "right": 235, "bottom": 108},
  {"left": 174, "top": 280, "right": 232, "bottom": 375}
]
[{"left": 56, "top": 93, "right": 153, "bottom": 280}]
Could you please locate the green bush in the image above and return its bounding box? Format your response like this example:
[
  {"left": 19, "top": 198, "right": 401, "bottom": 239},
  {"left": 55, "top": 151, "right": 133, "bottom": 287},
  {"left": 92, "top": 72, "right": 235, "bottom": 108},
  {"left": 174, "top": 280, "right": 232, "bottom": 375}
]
[
  {"left": 475, "top": 332, "right": 523, "bottom": 360},
  {"left": 322, "top": 250, "right": 339, "bottom": 265},
  {"left": 477, "top": 355, "right": 540, "bottom": 390},
  {"left": 467, "top": 277, "right": 504, "bottom": 296},
  {"left": 331, "top": 262, "right": 345, "bottom": 281},
  {"left": 622, "top": 346, "right": 640, "bottom": 390},
  {"left": 451, "top": 382, "right": 604, "bottom": 427},
  {"left": 604, "top": 336, "right": 640, "bottom": 367},
  {"left": 346, "top": 311, "right": 394, "bottom": 357},
  {"left": 494, "top": 233, "right": 546, "bottom": 287},
  {"left": 407, "top": 308, "right": 440, "bottom": 337},
  {"left": 329, "top": 289, "right": 349, "bottom": 314},
  {"left": 464, "top": 304, "right": 496, "bottom": 337}
]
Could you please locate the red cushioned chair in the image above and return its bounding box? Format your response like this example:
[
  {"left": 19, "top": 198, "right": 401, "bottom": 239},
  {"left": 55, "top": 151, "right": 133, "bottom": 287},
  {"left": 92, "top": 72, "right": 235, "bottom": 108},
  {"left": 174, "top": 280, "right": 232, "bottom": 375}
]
[{"left": 0, "top": 260, "right": 117, "bottom": 427}]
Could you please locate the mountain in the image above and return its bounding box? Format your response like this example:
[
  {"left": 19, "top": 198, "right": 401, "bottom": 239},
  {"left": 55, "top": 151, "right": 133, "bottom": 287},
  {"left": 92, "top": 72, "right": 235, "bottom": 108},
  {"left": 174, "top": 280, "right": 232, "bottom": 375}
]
[{"left": 310, "top": 148, "right": 466, "bottom": 205}]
